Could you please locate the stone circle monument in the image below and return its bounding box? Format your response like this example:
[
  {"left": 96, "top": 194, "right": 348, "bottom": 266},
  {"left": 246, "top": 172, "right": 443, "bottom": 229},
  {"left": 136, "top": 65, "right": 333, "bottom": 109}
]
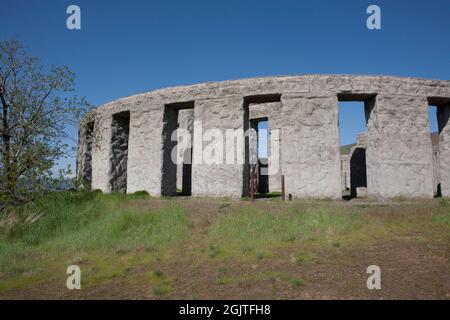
[{"left": 77, "top": 75, "right": 450, "bottom": 199}]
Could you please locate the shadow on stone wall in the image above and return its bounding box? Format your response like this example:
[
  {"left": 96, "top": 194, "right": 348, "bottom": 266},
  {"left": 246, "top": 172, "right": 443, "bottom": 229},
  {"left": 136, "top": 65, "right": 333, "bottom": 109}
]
[
  {"left": 109, "top": 111, "right": 130, "bottom": 193},
  {"left": 350, "top": 147, "right": 367, "bottom": 198}
]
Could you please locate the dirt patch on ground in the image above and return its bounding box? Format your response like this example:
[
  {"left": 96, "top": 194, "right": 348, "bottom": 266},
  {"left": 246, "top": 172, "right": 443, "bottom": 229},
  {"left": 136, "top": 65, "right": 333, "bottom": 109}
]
[{"left": 2, "top": 238, "right": 447, "bottom": 300}]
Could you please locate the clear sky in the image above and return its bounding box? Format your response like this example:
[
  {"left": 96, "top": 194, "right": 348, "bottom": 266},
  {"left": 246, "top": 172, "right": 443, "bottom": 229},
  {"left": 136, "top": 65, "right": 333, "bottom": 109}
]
[{"left": 1, "top": 0, "right": 449, "bottom": 171}]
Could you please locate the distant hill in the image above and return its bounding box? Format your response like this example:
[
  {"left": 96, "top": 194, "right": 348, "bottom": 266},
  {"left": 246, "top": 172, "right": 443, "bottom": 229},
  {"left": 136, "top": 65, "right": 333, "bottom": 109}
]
[{"left": 340, "top": 143, "right": 355, "bottom": 155}]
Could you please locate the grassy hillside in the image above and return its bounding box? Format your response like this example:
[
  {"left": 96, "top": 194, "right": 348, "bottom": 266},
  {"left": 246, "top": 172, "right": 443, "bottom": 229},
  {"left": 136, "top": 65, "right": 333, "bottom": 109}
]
[
  {"left": 0, "top": 192, "right": 449, "bottom": 299},
  {"left": 340, "top": 143, "right": 356, "bottom": 155}
]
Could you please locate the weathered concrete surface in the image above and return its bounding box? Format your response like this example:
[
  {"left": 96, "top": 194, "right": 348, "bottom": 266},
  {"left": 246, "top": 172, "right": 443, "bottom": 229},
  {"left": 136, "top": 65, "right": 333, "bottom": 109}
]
[
  {"left": 77, "top": 75, "right": 450, "bottom": 199},
  {"left": 127, "top": 98, "right": 164, "bottom": 195},
  {"left": 366, "top": 95, "right": 434, "bottom": 198},
  {"left": 91, "top": 114, "right": 112, "bottom": 192},
  {"left": 340, "top": 154, "right": 350, "bottom": 191},
  {"left": 176, "top": 109, "right": 194, "bottom": 194},
  {"left": 281, "top": 94, "right": 341, "bottom": 198},
  {"left": 109, "top": 112, "right": 130, "bottom": 192},
  {"left": 192, "top": 96, "right": 245, "bottom": 197},
  {"left": 76, "top": 120, "right": 94, "bottom": 186},
  {"left": 343, "top": 132, "right": 441, "bottom": 198},
  {"left": 430, "top": 133, "right": 440, "bottom": 196},
  {"left": 161, "top": 107, "right": 178, "bottom": 195},
  {"left": 249, "top": 102, "right": 282, "bottom": 193},
  {"left": 437, "top": 105, "right": 450, "bottom": 197}
]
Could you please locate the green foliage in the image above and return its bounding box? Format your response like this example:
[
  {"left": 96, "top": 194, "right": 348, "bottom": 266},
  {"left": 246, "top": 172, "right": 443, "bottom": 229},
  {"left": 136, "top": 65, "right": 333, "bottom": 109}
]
[
  {"left": 208, "top": 245, "right": 222, "bottom": 258},
  {"left": 340, "top": 143, "right": 356, "bottom": 155},
  {"left": 291, "top": 252, "right": 316, "bottom": 264},
  {"left": 1, "top": 194, "right": 448, "bottom": 294},
  {"left": 0, "top": 192, "right": 188, "bottom": 274},
  {"left": 153, "top": 270, "right": 164, "bottom": 278},
  {"left": 291, "top": 278, "right": 305, "bottom": 287},
  {"left": 256, "top": 252, "right": 265, "bottom": 260},
  {"left": 127, "top": 190, "right": 150, "bottom": 200},
  {"left": 219, "top": 202, "right": 230, "bottom": 210},
  {"left": 152, "top": 285, "right": 171, "bottom": 296},
  {"left": 208, "top": 205, "right": 363, "bottom": 254},
  {"left": 433, "top": 210, "right": 450, "bottom": 227},
  {"left": 0, "top": 39, "right": 92, "bottom": 206}
]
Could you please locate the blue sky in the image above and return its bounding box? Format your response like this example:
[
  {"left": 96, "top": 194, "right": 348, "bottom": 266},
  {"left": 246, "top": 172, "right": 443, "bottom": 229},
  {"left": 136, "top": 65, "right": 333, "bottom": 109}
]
[{"left": 1, "top": 0, "right": 449, "bottom": 170}]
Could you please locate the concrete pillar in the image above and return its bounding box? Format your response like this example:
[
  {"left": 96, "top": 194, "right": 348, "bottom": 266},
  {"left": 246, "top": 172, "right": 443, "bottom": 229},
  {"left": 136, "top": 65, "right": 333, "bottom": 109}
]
[
  {"left": 268, "top": 125, "right": 282, "bottom": 193},
  {"left": 365, "top": 95, "right": 434, "bottom": 198},
  {"left": 281, "top": 94, "right": 341, "bottom": 199},
  {"left": 248, "top": 102, "right": 282, "bottom": 193},
  {"left": 126, "top": 102, "right": 165, "bottom": 196},
  {"left": 109, "top": 112, "right": 130, "bottom": 193},
  {"left": 192, "top": 96, "right": 245, "bottom": 198},
  {"left": 76, "top": 120, "right": 94, "bottom": 188},
  {"left": 437, "top": 104, "right": 450, "bottom": 197},
  {"left": 249, "top": 120, "right": 258, "bottom": 166},
  {"left": 176, "top": 109, "right": 194, "bottom": 194},
  {"left": 160, "top": 107, "right": 178, "bottom": 196},
  {"left": 91, "top": 114, "right": 112, "bottom": 192}
]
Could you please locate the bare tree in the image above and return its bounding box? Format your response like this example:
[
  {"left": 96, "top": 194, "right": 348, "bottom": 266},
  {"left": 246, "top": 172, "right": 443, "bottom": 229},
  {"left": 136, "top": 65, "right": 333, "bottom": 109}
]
[{"left": 0, "top": 40, "right": 91, "bottom": 207}]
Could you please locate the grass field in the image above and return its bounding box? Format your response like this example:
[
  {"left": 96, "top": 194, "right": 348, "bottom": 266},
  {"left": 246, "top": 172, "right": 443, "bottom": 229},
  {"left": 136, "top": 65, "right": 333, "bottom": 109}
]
[{"left": 0, "top": 191, "right": 449, "bottom": 299}]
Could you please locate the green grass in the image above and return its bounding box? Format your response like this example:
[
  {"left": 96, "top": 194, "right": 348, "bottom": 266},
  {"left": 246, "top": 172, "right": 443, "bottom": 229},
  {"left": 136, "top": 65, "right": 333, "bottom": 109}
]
[
  {"left": 127, "top": 190, "right": 151, "bottom": 200},
  {"left": 0, "top": 192, "right": 449, "bottom": 297},
  {"left": 291, "top": 278, "right": 305, "bottom": 287},
  {"left": 219, "top": 202, "right": 231, "bottom": 210},
  {"left": 216, "top": 271, "right": 287, "bottom": 286},
  {"left": 291, "top": 251, "right": 316, "bottom": 264},
  {"left": 0, "top": 192, "right": 188, "bottom": 275},
  {"left": 152, "top": 284, "right": 172, "bottom": 296},
  {"left": 207, "top": 205, "right": 364, "bottom": 255},
  {"left": 153, "top": 270, "right": 164, "bottom": 278}
]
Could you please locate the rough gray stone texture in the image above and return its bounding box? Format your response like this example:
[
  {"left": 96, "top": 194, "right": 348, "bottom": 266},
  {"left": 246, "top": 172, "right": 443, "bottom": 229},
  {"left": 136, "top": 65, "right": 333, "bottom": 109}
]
[
  {"left": 191, "top": 96, "right": 245, "bottom": 197},
  {"left": 77, "top": 75, "right": 450, "bottom": 199},
  {"left": 432, "top": 142, "right": 440, "bottom": 196},
  {"left": 76, "top": 121, "right": 94, "bottom": 186},
  {"left": 356, "top": 187, "right": 368, "bottom": 197},
  {"left": 109, "top": 112, "right": 130, "bottom": 192},
  {"left": 127, "top": 98, "right": 164, "bottom": 195},
  {"left": 340, "top": 154, "right": 350, "bottom": 191},
  {"left": 342, "top": 132, "right": 442, "bottom": 198},
  {"left": 161, "top": 107, "right": 178, "bottom": 195},
  {"left": 249, "top": 102, "right": 282, "bottom": 192},
  {"left": 365, "top": 95, "right": 434, "bottom": 198},
  {"left": 281, "top": 94, "right": 342, "bottom": 199},
  {"left": 248, "top": 119, "right": 258, "bottom": 166},
  {"left": 91, "top": 115, "right": 112, "bottom": 192},
  {"left": 176, "top": 109, "right": 194, "bottom": 193},
  {"left": 437, "top": 105, "right": 450, "bottom": 197}
]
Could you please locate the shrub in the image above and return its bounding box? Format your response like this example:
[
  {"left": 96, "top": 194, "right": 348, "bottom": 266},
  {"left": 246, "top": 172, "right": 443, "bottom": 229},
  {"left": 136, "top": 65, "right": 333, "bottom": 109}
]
[{"left": 128, "top": 190, "right": 150, "bottom": 200}]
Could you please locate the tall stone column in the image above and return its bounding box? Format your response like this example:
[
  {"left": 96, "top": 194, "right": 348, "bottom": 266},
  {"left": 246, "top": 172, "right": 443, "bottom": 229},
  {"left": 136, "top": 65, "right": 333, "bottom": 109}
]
[
  {"left": 126, "top": 100, "right": 165, "bottom": 195},
  {"left": 176, "top": 109, "right": 194, "bottom": 194},
  {"left": 248, "top": 102, "right": 283, "bottom": 193},
  {"left": 76, "top": 120, "right": 94, "bottom": 188},
  {"left": 91, "top": 114, "right": 112, "bottom": 192},
  {"left": 268, "top": 119, "right": 282, "bottom": 193},
  {"left": 109, "top": 112, "right": 130, "bottom": 193},
  {"left": 281, "top": 94, "right": 341, "bottom": 199},
  {"left": 365, "top": 95, "right": 434, "bottom": 198},
  {"left": 437, "top": 104, "right": 450, "bottom": 197},
  {"left": 192, "top": 95, "right": 245, "bottom": 198}
]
